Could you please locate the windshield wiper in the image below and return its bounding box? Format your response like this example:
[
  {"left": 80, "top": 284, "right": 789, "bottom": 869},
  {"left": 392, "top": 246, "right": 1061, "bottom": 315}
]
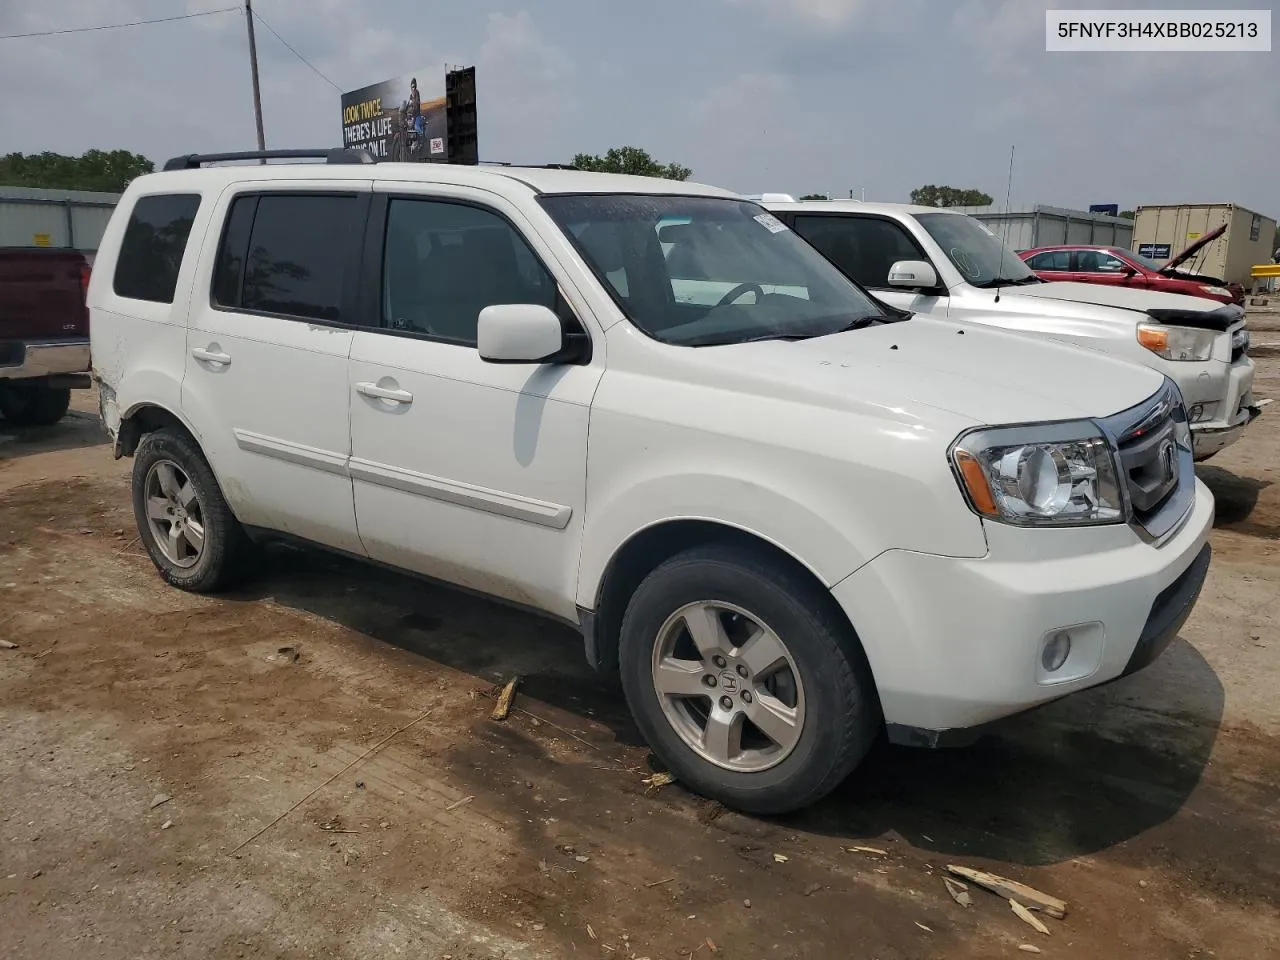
[
  {"left": 973, "top": 275, "right": 1042, "bottom": 289},
  {"left": 684, "top": 314, "right": 900, "bottom": 347}
]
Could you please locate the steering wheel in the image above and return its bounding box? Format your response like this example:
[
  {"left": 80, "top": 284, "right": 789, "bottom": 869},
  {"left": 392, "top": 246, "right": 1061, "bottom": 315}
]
[{"left": 715, "top": 282, "right": 764, "bottom": 308}]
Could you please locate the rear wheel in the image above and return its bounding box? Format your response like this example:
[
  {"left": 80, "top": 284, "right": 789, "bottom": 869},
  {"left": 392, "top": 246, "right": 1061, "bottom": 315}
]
[
  {"left": 0, "top": 383, "right": 71, "bottom": 426},
  {"left": 131, "top": 428, "right": 256, "bottom": 592},
  {"left": 619, "top": 543, "right": 880, "bottom": 815}
]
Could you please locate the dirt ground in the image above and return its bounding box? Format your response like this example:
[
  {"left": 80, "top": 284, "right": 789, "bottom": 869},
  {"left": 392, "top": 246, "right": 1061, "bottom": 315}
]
[{"left": 2, "top": 346, "right": 1279, "bottom": 959}]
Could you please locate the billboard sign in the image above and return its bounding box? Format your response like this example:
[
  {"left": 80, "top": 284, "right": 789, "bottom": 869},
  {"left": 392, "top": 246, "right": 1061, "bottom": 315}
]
[
  {"left": 341, "top": 71, "right": 447, "bottom": 162},
  {"left": 1089, "top": 203, "right": 1119, "bottom": 216}
]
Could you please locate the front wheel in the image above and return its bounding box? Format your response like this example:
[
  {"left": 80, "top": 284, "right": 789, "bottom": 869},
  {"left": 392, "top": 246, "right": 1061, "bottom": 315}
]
[{"left": 619, "top": 544, "right": 880, "bottom": 815}]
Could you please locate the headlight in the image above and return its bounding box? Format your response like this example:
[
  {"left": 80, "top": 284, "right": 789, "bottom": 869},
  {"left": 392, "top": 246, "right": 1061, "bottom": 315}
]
[
  {"left": 1199, "top": 285, "right": 1230, "bottom": 298},
  {"left": 1136, "top": 322, "right": 1215, "bottom": 361},
  {"left": 951, "top": 422, "right": 1124, "bottom": 526}
]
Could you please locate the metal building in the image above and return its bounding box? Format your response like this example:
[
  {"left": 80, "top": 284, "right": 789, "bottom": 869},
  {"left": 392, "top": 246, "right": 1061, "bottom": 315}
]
[
  {"left": 952, "top": 204, "right": 1134, "bottom": 252},
  {"left": 0, "top": 185, "right": 120, "bottom": 261},
  {"left": 1131, "top": 203, "right": 1276, "bottom": 288}
]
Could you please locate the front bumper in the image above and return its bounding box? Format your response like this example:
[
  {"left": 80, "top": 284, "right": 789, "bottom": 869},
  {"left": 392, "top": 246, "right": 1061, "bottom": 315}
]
[
  {"left": 1178, "top": 353, "right": 1256, "bottom": 460},
  {"left": 830, "top": 479, "right": 1214, "bottom": 741},
  {"left": 0, "top": 339, "right": 91, "bottom": 381}
]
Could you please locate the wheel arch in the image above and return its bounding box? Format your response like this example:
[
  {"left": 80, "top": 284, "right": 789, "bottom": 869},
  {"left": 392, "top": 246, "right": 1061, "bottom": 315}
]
[
  {"left": 579, "top": 518, "right": 862, "bottom": 677},
  {"left": 116, "top": 400, "right": 203, "bottom": 458}
]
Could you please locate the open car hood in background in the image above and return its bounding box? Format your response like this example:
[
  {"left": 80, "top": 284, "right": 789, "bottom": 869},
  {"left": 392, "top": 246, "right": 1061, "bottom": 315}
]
[{"left": 1162, "top": 223, "right": 1227, "bottom": 273}]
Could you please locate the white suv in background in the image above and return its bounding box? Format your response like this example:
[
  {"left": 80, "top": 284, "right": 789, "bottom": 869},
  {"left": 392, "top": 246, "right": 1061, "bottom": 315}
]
[
  {"left": 90, "top": 151, "right": 1213, "bottom": 814},
  {"left": 762, "top": 198, "right": 1261, "bottom": 460}
]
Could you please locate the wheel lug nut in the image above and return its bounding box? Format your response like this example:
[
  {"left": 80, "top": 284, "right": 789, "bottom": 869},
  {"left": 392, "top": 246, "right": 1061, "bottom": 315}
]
[
  {"left": 742, "top": 691, "right": 752, "bottom": 704},
  {"left": 703, "top": 674, "right": 717, "bottom": 687},
  {"left": 736, "top": 664, "right": 748, "bottom": 678},
  {"left": 712, "top": 655, "right": 727, "bottom": 668},
  {"left": 719, "top": 696, "right": 733, "bottom": 711}
]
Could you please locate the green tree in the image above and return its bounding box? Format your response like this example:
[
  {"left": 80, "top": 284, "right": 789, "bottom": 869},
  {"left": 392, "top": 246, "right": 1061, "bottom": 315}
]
[
  {"left": 1119, "top": 210, "right": 1136, "bottom": 220},
  {"left": 572, "top": 146, "right": 692, "bottom": 181},
  {"left": 909, "top": 184, "right": 994, "bottom": 208},
  {"left": 0, "top": 149, "right": 153, "bottom": 193},
  {"left": 799, "top": 193, "right": 829, "bottom": 200}
]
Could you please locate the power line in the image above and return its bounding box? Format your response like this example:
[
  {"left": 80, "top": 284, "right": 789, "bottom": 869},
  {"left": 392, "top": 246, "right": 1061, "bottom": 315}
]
[
  {"left": 0, "top": 6, "right": 239, "bottom": 40},
  {"left": 252, "top": 10, "right": 342, "bottom": 92}
]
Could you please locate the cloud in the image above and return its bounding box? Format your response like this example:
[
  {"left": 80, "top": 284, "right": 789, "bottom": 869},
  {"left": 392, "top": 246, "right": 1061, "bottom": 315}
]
[
  {"left": 475, "top": 10, "right": 578, "bottom": 162},
  {"left": 727, "top": 0, "right": 867, "bottom": 27}
]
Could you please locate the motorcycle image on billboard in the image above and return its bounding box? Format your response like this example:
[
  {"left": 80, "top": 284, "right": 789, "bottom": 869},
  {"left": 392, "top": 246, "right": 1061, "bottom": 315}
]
[{"left": 341, "top": 71, "right": 447, "bottom": 162}]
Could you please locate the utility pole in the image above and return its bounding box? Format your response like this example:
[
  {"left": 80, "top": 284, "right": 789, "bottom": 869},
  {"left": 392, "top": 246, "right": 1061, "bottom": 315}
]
[{"left": 245, "top": 0, "right": 266, "bottom": 154}]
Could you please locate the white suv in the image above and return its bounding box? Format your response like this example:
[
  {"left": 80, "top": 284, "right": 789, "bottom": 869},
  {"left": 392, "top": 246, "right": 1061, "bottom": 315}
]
[
  {"left": 89, "top": 151, "right": 1214, "bottom": 814},
  {"left": 762, "top": 199, "right": 1260, "bottom": 460}
]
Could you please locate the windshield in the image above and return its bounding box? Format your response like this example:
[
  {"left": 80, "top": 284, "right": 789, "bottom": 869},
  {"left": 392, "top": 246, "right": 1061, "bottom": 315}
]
[
  {"left": 1124, "top": 249, "right": 1163, "bottom": 271},
  {"left": 538, "top": 194, "right": 892, "bottom": 346},
  {"left": 915, "top": 212, "right": 1038, "bottom": 288}
]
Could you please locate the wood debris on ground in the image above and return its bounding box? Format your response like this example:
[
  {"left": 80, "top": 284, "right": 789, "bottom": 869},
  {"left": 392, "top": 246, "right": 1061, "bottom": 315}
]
[
  {"left": 149, "top": 794, "right": 172, "bottom": 810},
  {"left": 846, "top": 845, "right": 888, "bottom": 856},
  {"left": 1010, "top": 898, "right": 1051, "bottom": 936},
  {"left": 772, "top": 853, "right": 789, "bottom": 863},
  {"left": 490, "top": 677, "right": 519, "bottom": 720},
  {"left": 642, "top": 771, "right": 676, "bottom": 794},
  {"left": 705, "top": 936, "right": 719, "bottom": 953},
  {"left": 914, "top": 921, "right": 933, "bottom": 933},
  {"left": 586, "top": 922, "right": 597, "bottom": 940},
  {"left": 444, "top": 795, "right": 474, "bottom": 812},
  {"left": 943, "top": 876, "right": 972, "bottom": 907},
  {"left": 1018, "top": 946, "right": 1043, "bottom": 955},
  {"left": 945, "top": 864, "right": 1067, "bottom": 918},
  {"left": 0, "top": 639, "right": 17, "bottom": 649}
]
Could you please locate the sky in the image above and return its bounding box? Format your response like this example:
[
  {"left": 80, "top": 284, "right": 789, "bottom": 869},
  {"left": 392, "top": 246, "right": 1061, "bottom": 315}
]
[{"left": 0, "top": 0, "right": 1276, "bottom": 217}]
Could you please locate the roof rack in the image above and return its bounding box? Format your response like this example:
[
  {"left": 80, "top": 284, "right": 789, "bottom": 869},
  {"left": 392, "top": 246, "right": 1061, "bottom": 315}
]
[
  {"left": 477, "top": 161, "right": 579, "bottom": 170},
  {"left": 162, "top": 148, "right": 375, "bottom": 171}
]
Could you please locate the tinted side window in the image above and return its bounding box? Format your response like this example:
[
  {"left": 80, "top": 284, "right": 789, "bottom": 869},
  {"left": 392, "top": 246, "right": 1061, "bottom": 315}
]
[
  {"left": 236, "top": 194, "right": 357, "bottom": 322},
  {"left": 112, "top": 194, "right": 201, "bottom": 303},
  {"left": 212, "top": 196, "right": 256, "bottom": 307},
  {"left": 383, "top": 199, "right": 557, "bottom": 345},
  {"left": 792, "top": 215, "right": 926, "bottom": 288},
  {"left": 1028, "top": 250, "right": 1071, "bottom": 271}
]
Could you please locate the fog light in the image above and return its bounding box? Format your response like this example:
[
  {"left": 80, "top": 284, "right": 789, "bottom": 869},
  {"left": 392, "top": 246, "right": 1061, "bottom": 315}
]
[{"left": 1042, "top": 631, "right": 1072, "bottom": 672}]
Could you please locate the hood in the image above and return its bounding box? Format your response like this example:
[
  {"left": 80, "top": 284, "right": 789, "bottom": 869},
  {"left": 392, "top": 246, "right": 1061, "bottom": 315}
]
[
  {"left": 697, "top": 316, "right": 1165, "bottom": 428},
  {"left": 1163, "top": 223, "right": 1227, "bottom": 272},
  {"left": 1011, "top": 281, "right": 1220, "bottom": 314}
]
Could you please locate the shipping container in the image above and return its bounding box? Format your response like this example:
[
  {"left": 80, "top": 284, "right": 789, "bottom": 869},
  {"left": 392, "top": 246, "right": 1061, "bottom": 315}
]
[
  {"left": 0, "top": 185, "right": 120, "bottom": 254},
  {"left": 951, "top": 204, "right": 1134, "bottom": 251},
  {"left": 1132, "top": 203, "right": 1276, "bottom": 288}
]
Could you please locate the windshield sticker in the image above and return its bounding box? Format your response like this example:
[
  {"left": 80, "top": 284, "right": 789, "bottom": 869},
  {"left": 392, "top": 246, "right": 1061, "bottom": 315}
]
[{"left": 754, "top": 212, "right": 789, "bottom": 234}]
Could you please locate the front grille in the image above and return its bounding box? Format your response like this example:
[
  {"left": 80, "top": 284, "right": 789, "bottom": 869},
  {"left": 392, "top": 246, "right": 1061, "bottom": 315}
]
[{"left": 1099, "top": 381, "right": 1194, "bottom": 541}]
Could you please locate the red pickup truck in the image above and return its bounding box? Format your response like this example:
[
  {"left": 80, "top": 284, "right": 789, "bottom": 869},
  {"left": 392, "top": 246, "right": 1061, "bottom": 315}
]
[{"left": 0, "top": 248, "right": 92, "bottom": 426}]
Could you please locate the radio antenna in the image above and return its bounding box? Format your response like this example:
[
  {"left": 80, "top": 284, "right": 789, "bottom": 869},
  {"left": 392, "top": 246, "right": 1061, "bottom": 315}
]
[{"left": 994, "top": 145, "right": 1015, "bottom": 303}]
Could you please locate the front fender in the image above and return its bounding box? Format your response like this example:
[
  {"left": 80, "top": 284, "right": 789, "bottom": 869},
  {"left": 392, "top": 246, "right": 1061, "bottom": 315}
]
[{"left": 576, "top": 472, "right": 853, "bottom": 610}]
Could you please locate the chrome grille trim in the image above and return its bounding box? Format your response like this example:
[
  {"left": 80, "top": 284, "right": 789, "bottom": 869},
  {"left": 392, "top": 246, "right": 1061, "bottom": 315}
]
[{"left": 1097, "top": 379, "right": 1194, "bottom": 542}]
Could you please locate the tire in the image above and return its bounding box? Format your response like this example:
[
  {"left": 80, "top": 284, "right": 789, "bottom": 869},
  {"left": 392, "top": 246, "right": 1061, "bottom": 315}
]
[
  {"left": 0, "top": 383, "right": 71, "bottom": 426},
  {"left": 619, "top": 543, "right": 880, "bottom": 815},
  {"left": 131, "top": 428, "right": 256, "bottom": 592}
]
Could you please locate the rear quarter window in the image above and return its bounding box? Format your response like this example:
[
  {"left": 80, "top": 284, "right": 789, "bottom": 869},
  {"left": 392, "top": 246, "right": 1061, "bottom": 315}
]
[{"left": 111, "top": 194, "right": 202, "bottom": 303}]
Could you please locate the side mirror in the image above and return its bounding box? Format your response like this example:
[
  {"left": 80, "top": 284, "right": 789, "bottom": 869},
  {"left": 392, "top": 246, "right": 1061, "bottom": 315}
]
[
  {"left": 887, "top": 260, "right": 939, "bottom": 289},
  {"left": 477, "top": 303, "right": 566, "bottom": 364}
]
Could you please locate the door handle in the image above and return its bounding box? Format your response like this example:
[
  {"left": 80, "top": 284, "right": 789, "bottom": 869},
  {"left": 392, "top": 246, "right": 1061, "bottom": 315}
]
[
  {"left": 191, "top": 346, "right": 232, "bottom": 365},
  {"left": 355, "top": 381, "right": 414, "bottom": 404}
]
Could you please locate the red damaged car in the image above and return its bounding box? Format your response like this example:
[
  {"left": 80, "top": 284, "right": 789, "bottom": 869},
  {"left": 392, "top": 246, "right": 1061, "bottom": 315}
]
[{"left": 1019, "top": 224, "right": 1245, "bottom": 306}]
